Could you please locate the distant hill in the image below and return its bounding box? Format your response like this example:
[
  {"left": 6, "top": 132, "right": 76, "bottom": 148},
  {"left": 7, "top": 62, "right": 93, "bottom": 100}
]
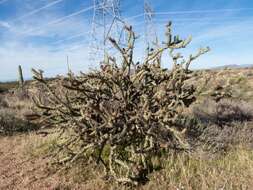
[{"left": 212, "top": 64, "right": 253, "bottom": 70}]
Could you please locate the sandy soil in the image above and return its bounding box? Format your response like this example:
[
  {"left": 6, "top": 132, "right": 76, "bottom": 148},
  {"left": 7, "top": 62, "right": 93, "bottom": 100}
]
[
  {"left": 0, "top": 134, "right": 110, "bottom": 190},
  {"left": 0, "top": 135, "right": 69, "bottom": 190}
]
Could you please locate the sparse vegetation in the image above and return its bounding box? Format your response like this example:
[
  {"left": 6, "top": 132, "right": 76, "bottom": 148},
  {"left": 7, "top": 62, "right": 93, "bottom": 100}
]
[
  {"left": 0, "top": 81, "right": 18, "bottom": 93},
  {"left": 192, "top": 99, "right": 253, "bottom": 125},
  {"left": 0, "top": 111, "right": 39, "bottom": 135}
]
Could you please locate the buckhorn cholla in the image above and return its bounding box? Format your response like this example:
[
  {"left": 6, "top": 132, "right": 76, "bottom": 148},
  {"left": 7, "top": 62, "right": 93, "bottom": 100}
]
[{"left": 31, "top": 21, "right": 209, "bottom": 185}]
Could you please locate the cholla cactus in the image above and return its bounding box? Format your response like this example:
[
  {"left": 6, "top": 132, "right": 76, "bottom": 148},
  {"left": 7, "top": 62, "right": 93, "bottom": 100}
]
[{"left": 32, "top": 22, "right": 209, "bottom": 184}]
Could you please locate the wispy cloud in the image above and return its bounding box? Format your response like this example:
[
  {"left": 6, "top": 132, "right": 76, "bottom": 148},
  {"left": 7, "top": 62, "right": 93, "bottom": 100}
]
[
  {"left": 23, "top": 5, "right": 94, "bottom": 35},
  {"left": 0, "top": 0, "right": 9, "bottom": 5},
  {"left": 192, "top": 19, "right": 253, "bottom": 44},
  {"left": 0, "top": 20, "right": 11, "bottom": 29},
  {"left": 155, "top": 7, "right": 253, "bottom": 15},
  {"left": 13, "top": 0, "right": 67, "bottom": 21}
]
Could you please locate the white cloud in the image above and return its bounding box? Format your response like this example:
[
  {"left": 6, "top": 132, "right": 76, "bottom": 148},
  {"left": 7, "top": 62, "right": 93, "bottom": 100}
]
[
  {"left": 0, "top": 21, "right": 11, "bottom": 29},
  {"left": 191, "top": 19, "right": 253, "bottom": 45}
]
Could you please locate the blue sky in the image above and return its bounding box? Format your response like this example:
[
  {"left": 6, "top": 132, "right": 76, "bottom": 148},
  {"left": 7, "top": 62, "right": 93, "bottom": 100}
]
[{"left": 0, "top": 0, "right": 253, "bottom": 81}]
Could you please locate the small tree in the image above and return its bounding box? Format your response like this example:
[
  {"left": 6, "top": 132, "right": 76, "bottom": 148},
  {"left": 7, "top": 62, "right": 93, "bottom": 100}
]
[{"left": 32, "top": 22, "right": 209, "bottom": 184}]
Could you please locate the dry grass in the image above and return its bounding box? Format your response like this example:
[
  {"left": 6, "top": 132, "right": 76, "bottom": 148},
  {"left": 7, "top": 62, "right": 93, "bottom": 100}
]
[
  {"left": 26, "top": 138, "right": 253, "bottom": 189},
  {"left": 0, "top": 111, "right": 39, "bottom": 135},
  {"left": 3, "top": 89, "right": 33, "bottom": 118},
  {"left": 23, "top": 132, "right": 59, "bottom": 157},
  {"left": 0, "top": 81, "right": 18, "bottom": 93},
  {"left": 0, "top": 89, "right": 38, "bottom": 135},
  {"left": 19, "top": 132, "right": 253, "bottom": 190},
  {"left": 142, "top": 147, "right": 253, "bottom": 190}
]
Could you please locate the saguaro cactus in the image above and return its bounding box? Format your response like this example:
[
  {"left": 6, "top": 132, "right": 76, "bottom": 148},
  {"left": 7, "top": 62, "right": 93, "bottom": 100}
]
[{"left": 18, "top": 65, "right": 24, "bottom": 88}]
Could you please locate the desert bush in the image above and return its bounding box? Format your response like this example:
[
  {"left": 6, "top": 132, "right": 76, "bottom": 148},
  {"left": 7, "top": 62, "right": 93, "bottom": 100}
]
[
  {"left": 192, "top": 99, "right": 253, "bottom": 126},
  {"left": 190, "top": 99, "right": 253, "bottom": 152},
  {"left": 197, "top": 122, "right": 253, "bottom": 152},
  {"left": 32, "top": 22, "right": 209, "bottom": 184},
  {"left": 0, "top": 95, "right": 8, "bottom": 108},
  {"left": 0, "top": 111, "right": 39, "bottom": 135},
  {"left": 210, "top": 85, "right": 232, "bottom": 102}
]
